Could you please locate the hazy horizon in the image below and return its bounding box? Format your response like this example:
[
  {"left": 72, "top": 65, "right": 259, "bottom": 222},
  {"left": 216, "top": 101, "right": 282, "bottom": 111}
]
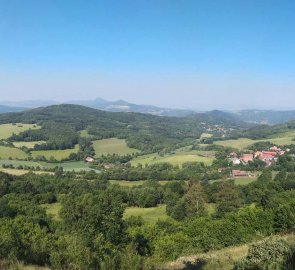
[{"left": 1, "top": 1, "right": 295, "bottom": 110}]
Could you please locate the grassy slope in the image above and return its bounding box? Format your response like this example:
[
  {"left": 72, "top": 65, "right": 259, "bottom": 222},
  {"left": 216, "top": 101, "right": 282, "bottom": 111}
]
[
  {"left": 0, "top": 159, "right": 91, "bottom": 171},
  {"left": 124, "top": 204, "right": 168, "bottom": 224},
  {"left": 109, "top": 180, "right": 171, "bottom": 187},
  {"left": 31, "top": 144, "right": 79, "bottom": 161},
  {"left": 0, "top": 168, "right": 53, "bottom": 176},
  {"left": 165, "top": 234, "right": 295, "bottom": 270},
  {"left": 131, "top": 150, "right": 215, "bottom": 167},
  {"left": 93, "top": 138, "right": 139, "bottom": 156},
  {"left": 13, "top": 141, "right": 46, "bottom": 149},
  {"left": 0, "top": 146, "right": 28, "bottom": 159},
  {"left": 0, "top": 123, "right": 40, "bottom": 140},
  {"left": 214, "top": 131, "right": 295, "bottom": 150}
]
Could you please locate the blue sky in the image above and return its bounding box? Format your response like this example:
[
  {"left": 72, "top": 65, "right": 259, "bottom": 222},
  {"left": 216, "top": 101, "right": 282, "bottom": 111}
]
[{"left": 0, "top": 0, "right": 295, "bottom": 109}]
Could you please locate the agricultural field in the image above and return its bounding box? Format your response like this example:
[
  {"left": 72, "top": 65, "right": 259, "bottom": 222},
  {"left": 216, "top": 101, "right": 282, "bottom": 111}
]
[
  {"left": 13, "top": 141, "right": 46, "bottom": 149},
  {"left": 214, "top": 138, "right": 255, "bottom": 150},
  {"left": 109, "top": 180, "right": 171, "bottom": 187},
  {"left": 93, "top": 138, "right": 139, "bottom": 156},
  {"left": 31, "top": 144, "right": 79, "bottom": 161},
  {"left": 131, "top": 150, "right": 215, "bottom": 167},
  {"left": 214, "top": 131, "right": 295, "bottom": 150},
  {"left": 0, "top": 159, "right": 92, "bottom": 172},
  {"left": 0, "top": 123, "right": 40, "bottom": 140},
  {"left": 200, "top": 133, "right": 213, "bottom": 139},
  {"left": 0, "top": 146, "right": 28, "bottom": 159},
  {"left": 0, "top": 168, "right": 53, "bottom": 176},
  {"left": 209, "top": 176, "right": 257, "bottom": 186},
  {"left": 124, "top": 204, "right": 168, "bottom": 224}
]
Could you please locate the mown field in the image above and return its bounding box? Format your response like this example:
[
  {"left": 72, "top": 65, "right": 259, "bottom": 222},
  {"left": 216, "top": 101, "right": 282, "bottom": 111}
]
[
  {"left": 124, "top": 204, "right": 168, "bottom": 224},
  {"left": 209, "top": 176, "right": 257, "bottom": 186},
  {"left": 214, "top": 131, "right": 295, "bottom": 150},
  {"left": 31, "top": 144, "right": 79, "bottom": 161},
  {"left": 109, "top": 180, "right": 171, "bottom": 187},
  {"left": 0, "top": 168, "right": 53, "bottom": 176},
  {"left": 0, "top": 123, "right": 40, "bottom": 140},
  {"left": 93, "top": 138, "right": 139, "bottom": 156},
  {"left": 0, "top": 146, "right": 28, "bottom": 159},
  {"left": 0, "top": 159, "right": 92, "bottom": 172},
  {"left": 13, "top": 141, "right": 46, "bottom": 149},
  {"left": 131, "top": 150, "right": 215, "bottom": 167}
]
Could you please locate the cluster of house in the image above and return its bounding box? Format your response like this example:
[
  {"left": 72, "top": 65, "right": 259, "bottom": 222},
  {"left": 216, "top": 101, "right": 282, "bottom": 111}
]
[{"left": 229, "top": 146, "right": 289, "bottom": 167}]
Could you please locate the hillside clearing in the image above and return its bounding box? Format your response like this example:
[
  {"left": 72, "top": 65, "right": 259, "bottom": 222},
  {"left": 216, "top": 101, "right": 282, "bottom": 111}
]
[
  {"left": 41, "top": 203, "right": 62, "bottom": 221},
  {"left": 31, "top": 144, "right": 79, "bottom": 161},
  {"left": 93, "top": 138, "right": 139, "bottom": 156},
  {"left": 109, "top": 180, "right": 171, "bottom": 187},
  {"left": 13, "top": 141, "right": 46, "bottom": 149},
  {"left": 165, "top": 234, "right": 295, "bottom": 270},
  {"left": 0, "top": 159, "right": 92, "bottom": 172},
  {"left": 0, "top": 146, "right": 28, "bottom": 159},
  {"left": 0, "top": 168, "right": 53, "bottom": 176},
  {"left": 214, "top": 131, "right": 295, "bottom": 150},
  {"left": 0, "top": 123, "right": 40, "bottom": 140},
  {"left": 131, "top": 150, "right": 215, "bottom": 167},
  {"left": 124, "top": 204, "right": 168, "bottom": 224}
]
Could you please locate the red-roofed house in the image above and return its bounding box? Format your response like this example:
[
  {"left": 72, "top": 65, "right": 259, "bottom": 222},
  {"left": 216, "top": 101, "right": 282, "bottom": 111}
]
[
  {"left": 240, "top": 154, "right": 254, "bottom": 163},
  {"left": 270, "top": 146, "right": 281, "bottom": 151},
  {"left": 232, "top": 170, "right": 249, "bottom": 177},
  {"left": 262, "top": 151, "right": 277, "bottom": 157}
]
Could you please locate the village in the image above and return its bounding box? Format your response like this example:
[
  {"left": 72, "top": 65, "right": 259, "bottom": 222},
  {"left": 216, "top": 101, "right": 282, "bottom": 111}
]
[{"left": 229, "top": 145, "right": 290, "bottom": 177}]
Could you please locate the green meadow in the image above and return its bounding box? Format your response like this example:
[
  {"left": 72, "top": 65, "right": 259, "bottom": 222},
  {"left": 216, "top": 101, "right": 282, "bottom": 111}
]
[
  {"left": 0, "top": 123, "right": 40, "bottom": 140},
  {"left": 0, "top": 146, "right": 28, "bottom": 159},
  {"left": 214, "top": 131, "right": 295, "bottom": 150},
  {"left": 131, "top": 150, "right": 215, "bottom": 167},
  {"left": 31, "top": 144, "right": 79, "bottom": 161},
  {"left": 109, "top": 180, "right": 171, "bottom": 187},
  {"left": 93, "top": 138, "right": 139, "bottom": 156},
  {"left": 124, "top": 204, "right": 168, "bottom": 224},
  {"left": 13, "top": 141, "right": 46, "bottom": 149},
  {"left": 0, "top": 159, "right": 92, "bottom": 172}
]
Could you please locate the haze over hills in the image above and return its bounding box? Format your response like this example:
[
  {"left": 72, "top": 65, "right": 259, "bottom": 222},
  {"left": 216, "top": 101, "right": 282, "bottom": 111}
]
[{"left": 3, "top": 98, "right": 295, "bottom": 125}]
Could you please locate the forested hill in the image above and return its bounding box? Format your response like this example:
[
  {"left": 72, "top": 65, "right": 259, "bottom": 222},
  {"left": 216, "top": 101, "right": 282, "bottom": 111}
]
[{"left": 0, "top": 104, "right": 249, "bottom": 152}]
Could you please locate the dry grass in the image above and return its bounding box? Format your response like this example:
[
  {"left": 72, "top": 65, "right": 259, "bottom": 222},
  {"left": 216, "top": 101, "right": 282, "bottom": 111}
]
[{"left": 165, "top": 234, "right": 295, "bottom": 270}]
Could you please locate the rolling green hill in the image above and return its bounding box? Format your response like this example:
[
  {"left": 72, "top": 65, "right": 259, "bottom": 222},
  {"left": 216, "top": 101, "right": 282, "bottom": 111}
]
[{"left": 0, "top": 104, "right": 249, "bottom": 153}]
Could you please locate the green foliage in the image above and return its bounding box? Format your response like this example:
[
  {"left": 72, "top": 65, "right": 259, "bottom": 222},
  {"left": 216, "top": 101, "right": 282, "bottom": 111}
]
[{"left": 235, "top": 238, "right": 295, "bottom": 270}]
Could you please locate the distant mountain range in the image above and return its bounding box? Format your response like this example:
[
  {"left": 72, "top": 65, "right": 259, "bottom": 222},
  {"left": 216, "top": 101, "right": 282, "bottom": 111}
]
[
  {"left": 2, "top": 98, "right": 295, "bottom": 124},
  {"left": 0, "top": 105, "right": 28, "bottom": 113},
  {"left": 0, "top": 98, "right": 195, "bottom": 117},
  {"left": 232, "top": 110, "right": 295, "bottom": 125}
]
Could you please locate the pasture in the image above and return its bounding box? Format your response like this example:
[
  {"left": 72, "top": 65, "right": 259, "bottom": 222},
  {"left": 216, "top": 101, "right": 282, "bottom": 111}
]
[
  {"left": 93, "top": 138, "right": 139, "bottom": 156},
  {"left": 0, "top": 159, "right": 92, "bottom": 172},
  {"left": 131, "top": 150, "right": 215, "bottom": 167},
  {"left": 31, "top": 144, "right": 79, "bottom": 161},
  {"left": 214, "top": 131, "right": 295, "bottom": 150},
  {"left": 124, "top": 204, "right": 168, "bottom": 224},
  {"left": 13, "top": 141, "right": 46, "bottom": 149},
  {"left": 0, "top": 146, "right": 28, "bottom": 159},
  {"left": 200, "top": 133, "right": 213, "bottom": 139},
  {"left": 0, "top": 123, "right": 40, "bottom": 140},
  {"left": 0, "top": 168, "right": 53, "bottom": 176},
  {"left": 109, "top": 180, "right": 171, "bottom": 187},
  {"left": 209, "top": 176, "right": 257, "bottom": 186}
]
